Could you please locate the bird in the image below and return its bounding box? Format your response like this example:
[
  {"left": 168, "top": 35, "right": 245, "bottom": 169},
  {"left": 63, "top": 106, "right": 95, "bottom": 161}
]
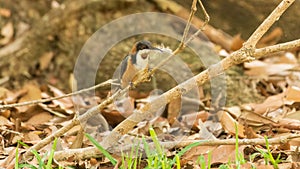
[{"left": 119, "top": 40, "right": 161, "bottom": 88}]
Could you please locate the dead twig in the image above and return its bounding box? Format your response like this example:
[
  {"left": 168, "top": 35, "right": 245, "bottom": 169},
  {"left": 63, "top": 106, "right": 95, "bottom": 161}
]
[{"left": 54, "top": 133, "right": 300, "bottom": 161}]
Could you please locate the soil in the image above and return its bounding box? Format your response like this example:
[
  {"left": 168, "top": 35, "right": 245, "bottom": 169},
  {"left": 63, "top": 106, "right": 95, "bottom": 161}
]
[{"left": 0, "top": 0, "right": 269, "bottom": 106}]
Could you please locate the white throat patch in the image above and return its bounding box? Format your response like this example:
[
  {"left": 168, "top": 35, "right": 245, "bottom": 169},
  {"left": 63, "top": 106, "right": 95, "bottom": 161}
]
[{"left": 135, "top": 49, "right": 151, "bottom": 70}]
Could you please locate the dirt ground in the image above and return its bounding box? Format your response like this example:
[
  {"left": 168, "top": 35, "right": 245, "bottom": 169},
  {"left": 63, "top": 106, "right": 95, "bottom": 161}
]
[
  {"left": 0, "top": 0, "right": 270, "bottom": 106},
  {"left": 1, "top": 0, "right": 300, "bottom": 168}
]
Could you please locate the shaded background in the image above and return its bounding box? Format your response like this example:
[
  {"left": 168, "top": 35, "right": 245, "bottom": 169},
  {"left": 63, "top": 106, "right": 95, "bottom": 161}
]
[{"left": 0, "top": 0, "right": 298, "bottom": 105}]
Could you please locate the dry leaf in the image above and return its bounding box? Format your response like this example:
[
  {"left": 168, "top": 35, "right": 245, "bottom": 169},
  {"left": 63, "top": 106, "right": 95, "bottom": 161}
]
[
  {"left": 167, "top": 97, "right": 181, "bottom": 124},
  {"left": 276, "top": 52, "right": 298, "bottom": 64},
  {"left": 39, "top": 52, "right": 54, "bottom": 70},
  {"left": 230, "top": 33, "right": 244, "bottom": 51},
  {"left": 26, "top": 112, "right": 52, "bottom": 125},
  {"left": 285, "top": 110, "right": 300, "bottom": 120},
  {"left": 19, "top": 84, "right": 41, "bottom": 102},
  {"left": 0, "top": 115, "right": 13, "bottom": 126},
  {"left": 48, "top": 85, "right": 73, "bottom": 109},
  {"left": 278, "top": 118, "right": 300, "bottom": 130},
  {"left": 101, "top": 109, "right": 126, "bottom": 127},
  {"left": 181, "top": 111, "right": 209, "bottom": 131},
  {"left": 181, "top": 145, "right": 216, "bottom": 165},
  {"left": 285, "top": 86, "right": 300, "bottom": 102},
  {"left": 249, "top": 93, "right": 285, "bottom": 115},
  {"left": 210, "top": 145, "right": 246, "bottom": 164},
  {"left": 24, "top": 131, "right": 41, "bottom": 144},
  {"left": 244, "top": 60, "right": 296, "bottom": 77},
  {"left": 0, "top": 8, "right": 11, "bottom": 17},
  {"left": 223, "top": 106, "right": 241, "bottom": 118},
  {"left": 258, "top": 27, "right": 283, "bottom": 47},
  {"left": 0, "top": 22, "right": 14, "bottom": 45},
  {"left": 218, "top": 111, "right": 245, "bottom": 138},
  {"left": 0, "top": 87, "right": 9, "bottom": 99},
  {"left": 18, "top": 84, "right": 42, "bottom": 112},
  {"left": 240, "top": 110, "right": 277, "bottom": 126},
  {"left": 1, "top": 109, "right": 11, "bottom": 119}
]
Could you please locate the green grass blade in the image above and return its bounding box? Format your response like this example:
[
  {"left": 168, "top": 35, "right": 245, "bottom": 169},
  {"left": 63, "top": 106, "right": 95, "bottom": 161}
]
[
  {"left": 207, "top": 150, "right": 212, "bottom": 169},
  {"left": 198, "top": 155, "right": 206, "bottom": 169},
  {"left": 170, "top": 141, "right": 202, "bottom": 166},
  {"left": 142, "top": 136, "right": 153, "bottom": 167},
  {"left": 85, "top": 133, "right": 117, "bottom": 166},
  {"left": 15, "top": 142, "right": 19, "bottom": 169},
  {"left": 149, "top": 127, "right": 163, "bottom": 155},
  {"left": 18, "top": 163, "right": 38, "bottom": 169},
  {"left": 175, "top": 154, "right": 180, "bottom": 169},
  {"left": 264, "top": 136, "right": 279, "bottom": 169},
  {"left": 30, "top": 149, "right": 44, "bottom": 169},
  {"left": 46, "top": 137, "right": 57, "bottom": 169}
]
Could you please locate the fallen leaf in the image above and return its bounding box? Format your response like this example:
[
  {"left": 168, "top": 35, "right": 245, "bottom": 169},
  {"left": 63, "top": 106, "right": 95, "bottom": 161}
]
[
  {"left": 26, "top": 112, "right": 52, "bottom": 125},
  {"left": 278, "top": 118, "right": 300, "bottom": 130},
  {"left": 0, "top": 22, "right": 14, "bottom": 45},
  {"left": 258, "top": 27, "right": 283, "bottom": 47},
  {"left": 167, "top": 97, "right": 181, "bottom": 124},
  {"left": 16, "top": 22, "right": 30, "bottom": 36},
  {"left": 285, "top": 110, "right": 300, "bottom": 120},
  {"left": 0, "top": 87, "right": 9, "bottom": 99},
  {"left": 0, "top": 115, "right": 13, "bottom": 126},
  {"left": 248, "top": 93, "right": 285, "bottom": 114},
  {"left": 24, "top": 131, "right": 41, "bottom": 144},
  {"left": 0, "top": 8, "right": 11, "bottom": 17},
  {"left": 218, "top": 111, "right": 245, "bottom": 138},
  {"left": 1, "top": 109, "right": 11, "bottom": 118},
  {"left": 285, "top": 86, "right": 300, "bottom": 102},
  {"left": 223, "top": 106, "right": 241, "bottom": 118},
  {"left": 39, "top": 52, "right": 54, "bottom": 70},
  {"left": 210, "top": 145, "right": 246, "bottom": 164},
  {"left": 181, "top": 145, "right": 217, "bottom": 165},
  {"left": 244, "top": 126, "right": 261, "bottom": 138},
  {"left": 48, "top": 85, "right": 73, "bottom": 109},
  {"left": 19, "top": 84, "right": 41, "bottom": 102},
  {"left": 18, "top": 84, "right": 42, "bottom": 112},
  {"left": 244, "top": 60, "right": 296, "bottom": 77},
  {"left": 181, "top": 111, "right": 209, "bottom": 131},
  {"left": 276, "top": 52, "right": 298, "bottom": 64},
  {"left": 240, "top": 110, "right": 277, "bottom": 126},
  {"left": 230, "top": 33, "right": 244, "bottom": 51},
  {"left": 101, "top": 109, "right": 125, "bottom": 127}
]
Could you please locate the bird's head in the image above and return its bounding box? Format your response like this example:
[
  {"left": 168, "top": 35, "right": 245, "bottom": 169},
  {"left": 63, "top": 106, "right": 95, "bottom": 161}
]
[{"left": 130, "top": 40, "right": 161, "bottom": 69}]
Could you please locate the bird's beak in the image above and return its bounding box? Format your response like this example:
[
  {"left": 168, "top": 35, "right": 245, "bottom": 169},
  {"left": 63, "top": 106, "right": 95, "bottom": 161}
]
[{"left": 151, "top": 46, "right": 163, "bottom": 52}]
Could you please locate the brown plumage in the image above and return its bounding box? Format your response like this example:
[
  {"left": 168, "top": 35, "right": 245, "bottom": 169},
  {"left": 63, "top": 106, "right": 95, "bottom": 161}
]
[{"left": 120, "top": 40, "right": 158, "bottom": 88}]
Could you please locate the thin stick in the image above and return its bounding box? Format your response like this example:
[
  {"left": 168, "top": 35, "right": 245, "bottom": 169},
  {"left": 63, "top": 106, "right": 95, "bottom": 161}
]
[
  {"left": 0, "top": 79, "right": 113, "bottom": 109},
  {"left": 254, "top": 39, "right": 300, "bottom": 57},
  {"left": 244, "top": 0, "right": 294, "bottom": 48},
  {"left": 180, "top": 0, "right": 197, "bottom": 48},
  {"left": 54, "top": 134, "right": 300, "bottom": 161}
]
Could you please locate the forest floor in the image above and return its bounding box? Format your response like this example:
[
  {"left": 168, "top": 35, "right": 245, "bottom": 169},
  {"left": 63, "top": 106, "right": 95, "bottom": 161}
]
[{"left": 0, "top": 0, "right": 300, "bottom": 168}]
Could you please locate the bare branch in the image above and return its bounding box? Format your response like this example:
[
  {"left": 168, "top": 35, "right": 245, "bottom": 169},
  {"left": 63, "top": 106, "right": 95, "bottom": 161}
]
[
  {"left": 254, "top": 39, "right": 300, "bottom": 58},
  {"left": 244, "top": 0, "right": 295, "bottom": 48},
  {"left": 54, "top": 134, "right": 300, "bottom": 161}
]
